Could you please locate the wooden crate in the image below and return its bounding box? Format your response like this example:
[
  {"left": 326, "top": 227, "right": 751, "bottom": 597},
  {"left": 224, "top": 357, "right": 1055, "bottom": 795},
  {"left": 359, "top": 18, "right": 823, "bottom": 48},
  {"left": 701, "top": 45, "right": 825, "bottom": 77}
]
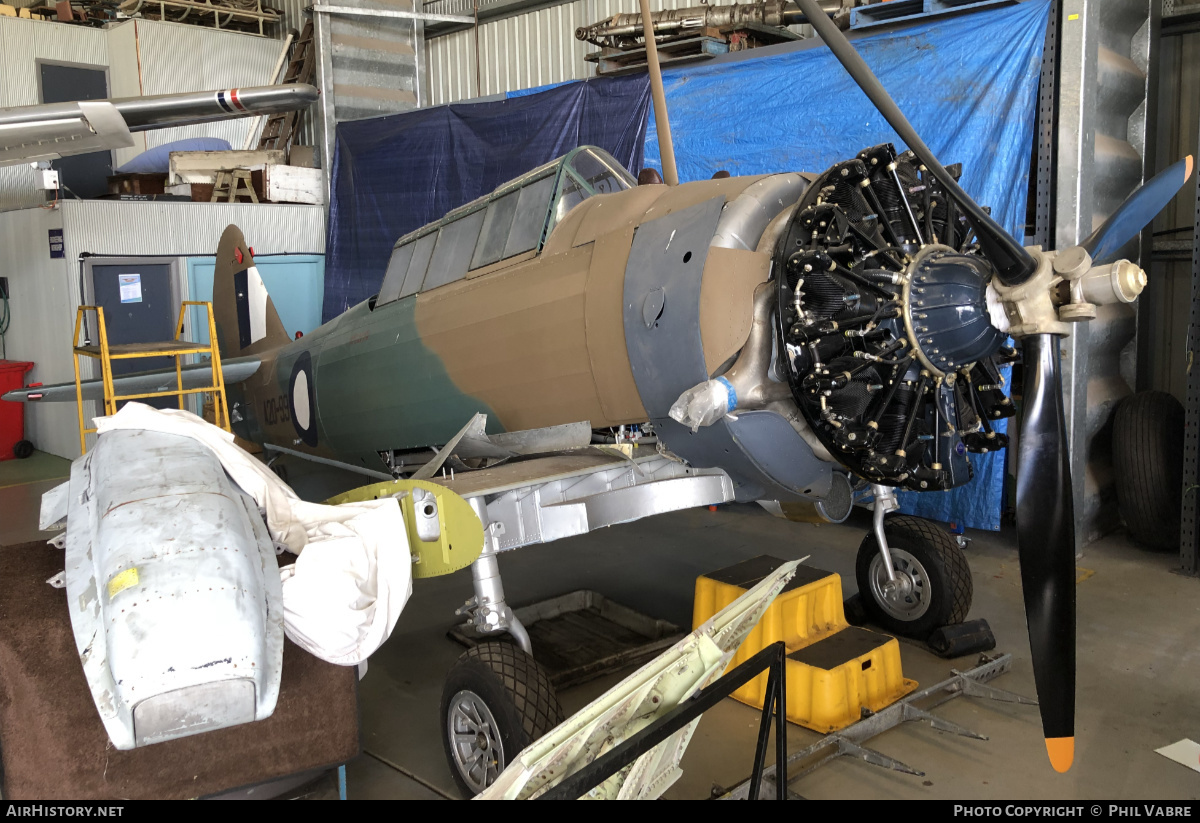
[
  {"left": 168, "top": 149, "right": 285, "bottom": 185},
  {"left": 264, "top": 164, "right": 324, "bottom": 205},
  {"left": 107, "top": 173, "right": 167, "bottom": 196}
]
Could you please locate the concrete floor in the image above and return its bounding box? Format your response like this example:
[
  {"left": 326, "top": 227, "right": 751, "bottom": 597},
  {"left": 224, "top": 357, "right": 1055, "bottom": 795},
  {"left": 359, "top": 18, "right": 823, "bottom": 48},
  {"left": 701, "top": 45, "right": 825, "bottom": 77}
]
[
  {"left": 5, "top": 451, "right": 1200, "bottom": 800},
  {"left": 344, "top": 502, "right": 1200, "bottom": 800}
]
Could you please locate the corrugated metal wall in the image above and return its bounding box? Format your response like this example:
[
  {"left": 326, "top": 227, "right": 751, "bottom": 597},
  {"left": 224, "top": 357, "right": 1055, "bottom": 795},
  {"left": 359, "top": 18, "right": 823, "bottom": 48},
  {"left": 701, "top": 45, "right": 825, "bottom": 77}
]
[
  {"left": 1054, "top": 0, "right": 1158, "bottom": 549},
  {"left": 0, "top": 18, "right": 293, "bottom": 207},
  {"left": 114, "top": 20, "right": 283, "bottom": 164},
  {"left": 58, "top": 201, "right": 325, "bottom": 259},
  {"left": 0, "top": 206, "right": 70, "bottom": 456},
  {"left": 312, "top": 0, "right": 423, "bottom": 175},
  {"left": 426, "top": 0, "right": 696, "bottom": 104},
  {"left": 1146, "top": 27, "right": 1200, "bottom": 403},
  {"left": 0, "top": 17, "right": 108, "bottom": 210},
  {"left": 273, "top": 0, "right": 311, "bottom": 34},
  {"left": 0, "top": 201, "right": 324, "bottom": 458},
  {"left": 324, "top": 3, "right": 419, "bottom": 120}
]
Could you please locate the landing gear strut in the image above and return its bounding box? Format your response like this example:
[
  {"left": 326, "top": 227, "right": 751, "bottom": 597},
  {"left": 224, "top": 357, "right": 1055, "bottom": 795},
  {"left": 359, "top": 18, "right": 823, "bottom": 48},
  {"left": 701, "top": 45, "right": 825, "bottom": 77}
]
[
  {"left": 441, "top": 499, "right": 561, "bottom": 796},
  {"left": 856, "top": 484, "right": 973, "bottom": 638}
]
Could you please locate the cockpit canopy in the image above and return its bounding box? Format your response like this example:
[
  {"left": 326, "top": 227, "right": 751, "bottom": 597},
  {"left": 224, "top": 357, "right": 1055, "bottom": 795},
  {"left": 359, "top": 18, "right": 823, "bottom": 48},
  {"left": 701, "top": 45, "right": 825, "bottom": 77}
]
[{"left": 376, "top": 146, "right": 635, "bottom": 307}]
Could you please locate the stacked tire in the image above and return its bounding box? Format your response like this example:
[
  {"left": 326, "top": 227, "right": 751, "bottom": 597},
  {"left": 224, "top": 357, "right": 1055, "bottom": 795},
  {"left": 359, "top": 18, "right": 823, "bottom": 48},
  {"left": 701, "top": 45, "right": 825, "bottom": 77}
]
[{"left": 1112, "top": 391, "right": 1184, "bottom": 551}]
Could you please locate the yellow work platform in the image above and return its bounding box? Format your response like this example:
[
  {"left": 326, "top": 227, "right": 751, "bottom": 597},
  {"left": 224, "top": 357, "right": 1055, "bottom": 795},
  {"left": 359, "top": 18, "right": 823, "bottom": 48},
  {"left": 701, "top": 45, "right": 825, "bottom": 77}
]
[
  {"left": 694, "top": 555, "right": 916, "bottom": 733},
  {"left": 72, "top": 302, "right": 231, "bottom": 454}
]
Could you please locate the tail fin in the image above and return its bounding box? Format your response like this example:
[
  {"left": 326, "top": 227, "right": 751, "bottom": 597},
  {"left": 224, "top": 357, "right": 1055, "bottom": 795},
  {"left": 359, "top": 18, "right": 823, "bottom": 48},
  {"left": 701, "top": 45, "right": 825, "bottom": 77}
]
[{"left": 212, "top": 224, "right": 291, "bottom": 359}]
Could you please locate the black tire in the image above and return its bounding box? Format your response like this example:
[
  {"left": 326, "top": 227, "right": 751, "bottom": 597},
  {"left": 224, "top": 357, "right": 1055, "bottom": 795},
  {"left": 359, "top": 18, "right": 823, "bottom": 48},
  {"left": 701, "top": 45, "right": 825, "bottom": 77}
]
[
  {"left": 440, "top": 641, "right": 564, "bottom": 797},
  {"left": 1112, "top": 391, "right": 1184, "bottom": 551},
  {"left": 13, "top": 440, "right": 33, "bottom": 459},
  {"left": 855, "top": 514, "right": 972, "bottom": 639}
]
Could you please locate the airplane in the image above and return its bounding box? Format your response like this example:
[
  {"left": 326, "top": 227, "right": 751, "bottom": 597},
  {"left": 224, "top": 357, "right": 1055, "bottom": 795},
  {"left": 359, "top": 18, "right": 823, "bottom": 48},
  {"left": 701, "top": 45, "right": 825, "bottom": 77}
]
[
  {"left": 0, "top": 83, "right": 318, "bottom": 166},
  {"left": 4, "top": 0, "right": 1193, "bottom": 788}
]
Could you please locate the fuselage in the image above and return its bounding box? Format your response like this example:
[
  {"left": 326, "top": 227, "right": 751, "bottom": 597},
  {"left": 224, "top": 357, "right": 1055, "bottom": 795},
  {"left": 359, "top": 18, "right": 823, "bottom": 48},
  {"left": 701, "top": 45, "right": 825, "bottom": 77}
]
[{"left": 236, "top": 172, "right": 792, "bottom": 472}]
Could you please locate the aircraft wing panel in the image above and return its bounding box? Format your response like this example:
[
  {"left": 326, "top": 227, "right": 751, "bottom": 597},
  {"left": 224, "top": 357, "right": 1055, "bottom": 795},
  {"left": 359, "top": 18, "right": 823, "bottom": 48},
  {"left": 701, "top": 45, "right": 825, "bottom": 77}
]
[
  {"left": 0, "top": 84, "right": 316, "bottom": 167},
  {"left": 1, "top": 358, "right": 262, "bottom": 403},
  {"left": 0, "top": 101, "right": 134, "bottom": 165}
]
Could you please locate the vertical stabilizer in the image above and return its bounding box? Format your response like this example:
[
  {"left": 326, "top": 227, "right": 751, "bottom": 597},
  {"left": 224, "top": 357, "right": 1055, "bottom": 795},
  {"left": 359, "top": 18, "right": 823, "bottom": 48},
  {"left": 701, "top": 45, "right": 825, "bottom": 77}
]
[{"left": 212, "top": 224, "right": 291, "bottom": 359}]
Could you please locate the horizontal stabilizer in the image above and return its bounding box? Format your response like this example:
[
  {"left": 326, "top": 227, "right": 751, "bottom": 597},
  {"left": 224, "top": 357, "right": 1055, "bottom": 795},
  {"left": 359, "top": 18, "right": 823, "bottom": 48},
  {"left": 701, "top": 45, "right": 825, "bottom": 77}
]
[{"left": 1, "top": 357, "right": 261, "bottom": 403}]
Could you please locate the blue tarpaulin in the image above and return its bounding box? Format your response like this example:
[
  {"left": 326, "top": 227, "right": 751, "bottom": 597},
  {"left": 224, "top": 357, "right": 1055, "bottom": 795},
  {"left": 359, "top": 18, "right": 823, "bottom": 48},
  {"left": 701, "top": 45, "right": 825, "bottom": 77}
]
[
  {"left": 323, "top": 75, "right": 651, "bottom": 320},
  {"left": 637, "top": 0, "right": 1050, "bottom": 530},
  {"left": 322, "top": 0, "right": 1050, "bottom": 530}
]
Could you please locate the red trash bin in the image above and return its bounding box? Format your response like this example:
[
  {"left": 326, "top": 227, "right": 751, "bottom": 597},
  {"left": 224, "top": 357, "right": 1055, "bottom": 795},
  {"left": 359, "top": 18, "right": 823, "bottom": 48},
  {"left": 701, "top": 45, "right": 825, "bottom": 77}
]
[{"left": 0, "top": 360, "right": 35, "bottom": 461}]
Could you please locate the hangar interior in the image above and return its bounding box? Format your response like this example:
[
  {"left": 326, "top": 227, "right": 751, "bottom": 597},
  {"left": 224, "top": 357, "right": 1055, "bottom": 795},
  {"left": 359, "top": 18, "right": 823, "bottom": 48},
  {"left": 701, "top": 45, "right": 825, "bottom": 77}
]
[{"left": 0, "top": 0, "right": 1198, "bottom": 803}]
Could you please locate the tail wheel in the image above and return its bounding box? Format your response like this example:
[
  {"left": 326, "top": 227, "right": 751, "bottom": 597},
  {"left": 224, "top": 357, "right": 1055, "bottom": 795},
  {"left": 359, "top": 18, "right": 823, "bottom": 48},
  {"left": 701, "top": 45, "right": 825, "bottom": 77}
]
[
  {"left": 855, "top": 514, "right": 972, "bottom": 639},
  {"left": 440, "top": 641, "right": 564, "bottom": 797}
]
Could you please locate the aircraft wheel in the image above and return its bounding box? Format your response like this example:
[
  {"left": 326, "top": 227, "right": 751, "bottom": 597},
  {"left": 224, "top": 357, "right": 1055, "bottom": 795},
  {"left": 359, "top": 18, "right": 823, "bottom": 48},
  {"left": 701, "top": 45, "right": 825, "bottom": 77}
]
[
  {"left": 855, "top": 515, "right": 972, "bottom": 639},
  {"left": 440, "top": 641, "right": 563, "bottom": 797},
  {"left": 1113, "top": 391, "right": 1184, "bottom": 551}
]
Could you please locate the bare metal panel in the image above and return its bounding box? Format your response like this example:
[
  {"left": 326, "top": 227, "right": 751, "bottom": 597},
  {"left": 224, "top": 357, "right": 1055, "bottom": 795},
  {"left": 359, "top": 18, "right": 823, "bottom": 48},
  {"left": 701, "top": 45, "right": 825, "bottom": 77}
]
[
  {"left": 313, "top": 1, "right": 421, "bottom": 177},
  {"left": 1056, "top": 0, "right": 1158, "bottom": 550}
]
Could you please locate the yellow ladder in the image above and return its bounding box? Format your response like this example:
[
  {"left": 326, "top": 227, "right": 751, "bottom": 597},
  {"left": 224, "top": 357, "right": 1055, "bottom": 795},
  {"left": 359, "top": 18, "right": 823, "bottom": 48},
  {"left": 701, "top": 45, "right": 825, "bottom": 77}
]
[{"left": 72, "top": 301, "right": 231, "bottom": 454}]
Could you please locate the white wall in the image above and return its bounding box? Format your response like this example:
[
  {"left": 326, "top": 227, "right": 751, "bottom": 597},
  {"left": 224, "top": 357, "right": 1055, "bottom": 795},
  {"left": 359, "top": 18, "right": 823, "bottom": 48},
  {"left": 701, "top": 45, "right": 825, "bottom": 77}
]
[
  {"left": 0, "top": 206, "right": 74, "bottom": 456},
  {"left": 0, "top": 18, "right": 284, "bottom": 209},
  {"left": 1, "top": 200, "right": 324, "bottom": 458},
  {"left": 118, "top": 20, "right": 281, "bottom": 164},
  {"left": 0, "top": 17, "right": 108, "bottom": 211}
]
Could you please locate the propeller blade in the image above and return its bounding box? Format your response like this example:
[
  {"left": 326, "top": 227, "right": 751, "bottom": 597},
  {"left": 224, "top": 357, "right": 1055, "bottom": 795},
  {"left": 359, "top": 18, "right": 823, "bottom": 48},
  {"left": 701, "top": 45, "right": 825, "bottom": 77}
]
[
  {"left": 1015, "top": 333, "right": 1077, "bottom": 773},
  {"left": 793, "top": 0, "right": 1037, "bottom": 287},
  {"left": 1080, "top": 156, "right": 1195, "bottom": 265}
]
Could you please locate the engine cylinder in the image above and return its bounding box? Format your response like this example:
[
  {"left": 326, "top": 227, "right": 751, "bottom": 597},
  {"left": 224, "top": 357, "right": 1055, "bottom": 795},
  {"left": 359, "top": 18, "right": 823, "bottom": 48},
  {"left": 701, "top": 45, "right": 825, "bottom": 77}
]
[{"left": 774, "top": 143, "right": 1015, "bottom": 492}]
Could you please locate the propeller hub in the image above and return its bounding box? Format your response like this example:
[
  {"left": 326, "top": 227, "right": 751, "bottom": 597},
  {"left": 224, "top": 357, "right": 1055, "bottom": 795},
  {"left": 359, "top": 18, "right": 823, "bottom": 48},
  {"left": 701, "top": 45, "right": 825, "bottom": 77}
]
[{"left": 900, "top": 245, "right": 1006, "bottom": 378}]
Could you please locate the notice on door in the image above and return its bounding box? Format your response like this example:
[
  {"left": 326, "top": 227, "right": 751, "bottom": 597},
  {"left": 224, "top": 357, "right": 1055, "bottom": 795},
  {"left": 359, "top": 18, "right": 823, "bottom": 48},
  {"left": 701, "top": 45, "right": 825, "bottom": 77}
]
[{"left": 118, "top": 274, "right": 143, "bottom": 304}]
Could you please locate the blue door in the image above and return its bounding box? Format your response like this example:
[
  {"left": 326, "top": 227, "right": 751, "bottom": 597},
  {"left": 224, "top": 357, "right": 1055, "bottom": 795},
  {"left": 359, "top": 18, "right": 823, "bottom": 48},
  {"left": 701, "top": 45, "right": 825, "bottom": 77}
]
[{"left": 185, "top": 255, "right": 325, "bottom": 346}]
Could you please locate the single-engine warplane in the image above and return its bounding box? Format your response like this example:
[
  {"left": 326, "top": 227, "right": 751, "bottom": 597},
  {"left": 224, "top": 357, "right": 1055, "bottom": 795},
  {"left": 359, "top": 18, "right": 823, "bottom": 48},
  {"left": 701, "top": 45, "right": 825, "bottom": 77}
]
[{"left": 7, "top": 0, "right": 1193, "bottom": 786}]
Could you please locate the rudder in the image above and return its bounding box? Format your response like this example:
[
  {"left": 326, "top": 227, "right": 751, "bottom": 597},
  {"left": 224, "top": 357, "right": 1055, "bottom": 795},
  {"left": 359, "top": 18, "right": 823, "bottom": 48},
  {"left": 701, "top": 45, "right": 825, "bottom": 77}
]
[{"left": 212, "top": 224, "right": 291, "bottom": 359}]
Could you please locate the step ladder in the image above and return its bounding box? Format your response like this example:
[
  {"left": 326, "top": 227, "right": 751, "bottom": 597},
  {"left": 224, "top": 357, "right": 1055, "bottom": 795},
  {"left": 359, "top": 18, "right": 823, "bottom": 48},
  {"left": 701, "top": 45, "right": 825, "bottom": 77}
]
[
  {"left": 211, "top": 169, "right": 259, "bottom": 203},
  {"left": 693, "top": 555, "right": 917, "bottom": 733},
  {"left": 257, "top": 20, "right": 315, "bottom": 159},
  {"left": 72, "top": 302, "right": 231, "bottom": 455}
]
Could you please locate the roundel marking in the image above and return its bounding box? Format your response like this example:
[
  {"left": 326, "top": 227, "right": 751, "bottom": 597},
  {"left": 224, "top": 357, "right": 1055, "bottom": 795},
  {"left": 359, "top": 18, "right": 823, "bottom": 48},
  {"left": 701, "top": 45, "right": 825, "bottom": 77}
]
[
  {"left": 288, "top": 351, "right": 318, "bottom": 447},
  {"left": 293, "top": 370, "right": 311, "bottom": 431}
]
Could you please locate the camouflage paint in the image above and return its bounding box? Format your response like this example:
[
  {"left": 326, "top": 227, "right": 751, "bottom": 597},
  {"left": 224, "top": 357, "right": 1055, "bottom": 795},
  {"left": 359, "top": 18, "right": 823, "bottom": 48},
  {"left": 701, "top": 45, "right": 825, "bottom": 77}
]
[
  {"left": 219, "top": 172, "right": 787, "bottom": 473},
  {"left": 284, "top": 295, "right": 500, "bottom": 466}
]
